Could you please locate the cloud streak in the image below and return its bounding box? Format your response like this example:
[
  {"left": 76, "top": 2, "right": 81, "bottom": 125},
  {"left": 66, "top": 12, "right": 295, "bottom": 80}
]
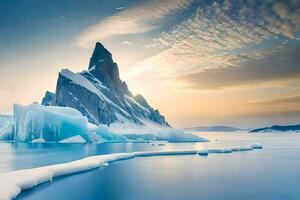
[
  {"left": 179, "top": 44, "right": 300, "bottom": 89},
  {"left": 76, "top": 0, "right": 192, "bottom": 48},
  {"left": 247, "top": 95, "right": 300, "bottom": 106}
]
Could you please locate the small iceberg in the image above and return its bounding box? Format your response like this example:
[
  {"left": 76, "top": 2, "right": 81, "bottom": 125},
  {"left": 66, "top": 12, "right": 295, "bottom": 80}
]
[
  {"left": 31, "top": 138, "right": 46, "bottom": 144},
  {"left": 59, "top": 135, "right": 86, "bottom": 144},
  {"left": 250, "top": 143, "right": 263, "bottom": 149},
  {"left": 198, "top": 149, "right": 209, "bottom": 156}
]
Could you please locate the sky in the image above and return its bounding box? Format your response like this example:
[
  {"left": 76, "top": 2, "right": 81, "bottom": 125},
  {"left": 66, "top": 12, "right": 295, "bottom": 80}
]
[{"left": 0, "top": 0, "right": 300, "bottom": 128}]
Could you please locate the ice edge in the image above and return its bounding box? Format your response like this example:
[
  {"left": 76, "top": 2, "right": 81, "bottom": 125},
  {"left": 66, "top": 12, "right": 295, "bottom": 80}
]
[{"left": 0, "top": 143, "right": 262, "bottom": 200}]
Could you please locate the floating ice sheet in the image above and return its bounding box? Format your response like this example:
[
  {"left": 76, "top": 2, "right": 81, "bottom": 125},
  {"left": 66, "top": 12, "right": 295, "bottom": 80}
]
[{"left": 0, "top": 143, "right": 262, "bottom": 200}]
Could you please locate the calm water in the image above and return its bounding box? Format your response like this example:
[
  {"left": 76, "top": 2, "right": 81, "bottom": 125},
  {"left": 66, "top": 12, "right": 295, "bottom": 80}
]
[{"left": 1, "top": 132, "right": 300, "bottom": 200}]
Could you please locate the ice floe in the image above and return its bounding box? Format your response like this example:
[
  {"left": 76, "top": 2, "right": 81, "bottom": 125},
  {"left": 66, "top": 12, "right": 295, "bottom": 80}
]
[{"left": 0, "top": 143, "right": 262, "bottom": 200}]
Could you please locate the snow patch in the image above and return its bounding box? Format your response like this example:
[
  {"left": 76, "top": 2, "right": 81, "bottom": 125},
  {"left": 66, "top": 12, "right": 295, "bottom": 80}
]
[
  {"left": 59, "top": 135, "right": 86, "bottom": 144},
  {"left": 198, "top": 143, "right": 263, "bottom": 156},
  {"left": 61, "top": 69, "right": 130, "bottom": 117},
  {"left": 31, "top": 138, "right": 46, "bottom": 144}
]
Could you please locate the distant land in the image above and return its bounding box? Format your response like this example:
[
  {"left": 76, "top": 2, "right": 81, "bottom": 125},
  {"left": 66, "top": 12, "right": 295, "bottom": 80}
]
[
  {"left": 250, "top": 124, "right": 300, "bottom": 133},
  {"left": 183, "top": 126, "right": 247, "bottom": 132}
]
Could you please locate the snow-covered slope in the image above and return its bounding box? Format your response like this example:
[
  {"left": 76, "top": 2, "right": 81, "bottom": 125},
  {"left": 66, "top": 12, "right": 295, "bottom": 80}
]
[{"left": 43, "top": 42, "right": 169, "bottom": 127}]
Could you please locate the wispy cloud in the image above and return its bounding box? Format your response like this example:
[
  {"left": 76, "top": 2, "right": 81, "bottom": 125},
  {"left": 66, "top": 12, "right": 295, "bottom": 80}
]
[
  {"left": 247, "top": 95, "right": 300, "bottom": 106},
  {"left": 125, "top": 0, "right": 300, "bottom": 90},
  {"left": 76, "top": 0, "right": 192, "bottom": 48}
]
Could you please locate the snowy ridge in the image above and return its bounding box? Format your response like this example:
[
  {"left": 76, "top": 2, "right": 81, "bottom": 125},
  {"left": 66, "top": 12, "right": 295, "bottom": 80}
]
[
  {"left": 125, "top": 95, "right": 149, "bottom": 113},
  {"left": 44, "top": 42, "right": 170, "bottom": 126},
  {"left": 0, "top": 143, "right": 262, "bottom": 200},
  {"left": 61, "top": 69, "right": 130, "bottom": 117}
]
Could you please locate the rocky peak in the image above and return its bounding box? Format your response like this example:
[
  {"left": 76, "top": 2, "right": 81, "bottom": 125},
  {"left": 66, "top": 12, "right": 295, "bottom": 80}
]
[
  {"left": 42, "top": 42, "right": 170, "bottom": 127},
  {"left": 41, "top": 91, "right": 55, "bottom": 106},
  {"left": 88, "top": 42, "right": 112, "bottom": 68},
  {"left": 87, "top": 42, "right": 128, "bottom": 96}
]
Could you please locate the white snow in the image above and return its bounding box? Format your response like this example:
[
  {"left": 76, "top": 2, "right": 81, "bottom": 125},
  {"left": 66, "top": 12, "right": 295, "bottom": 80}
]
[
  {"left": 125, "top": 95, "right": 149, "bottom": 113},
  {"left": 198, "top": 143, "right": 263, "bottom": 156},
  {"left": 31, "top": 138, "right": 46, "bottom": 143},
  {"left": 61, "top": 69, "right": 101, "bottom": 95},
  {"left": 59, "top": 135, "right": 86, "bottom": 144},
  {"left": 207, "top": 148, "right": 233, "bottom": 153},
  {"left": 108, "top": 119, "right": 208, "bottom": 142},
  {"left": 61, "top": 69, "right": 130, "bottom": 117},
  {"left": 250, "top": 143, "right": 263, "bottom": 149},
  {"left": 0, "top": 143, "right": 263, "bottom": 200}
]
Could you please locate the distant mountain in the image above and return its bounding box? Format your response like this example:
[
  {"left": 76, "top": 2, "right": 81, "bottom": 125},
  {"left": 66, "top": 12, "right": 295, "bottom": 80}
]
[
  {"left": 41, "top": 42, "right": 169, "bottom": 127},
  {"left": 250, "top": 124, "right": 300, "bottom": 133},
  {"left": 183, "top": 126, "right": 245, "bottom": 132}
]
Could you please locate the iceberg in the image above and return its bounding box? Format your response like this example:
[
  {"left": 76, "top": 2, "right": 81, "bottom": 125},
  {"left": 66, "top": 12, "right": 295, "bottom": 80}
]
[
  {"left": 59, "top": 135, "right": 86, "bottom": 144},
  {"left": 0, "top": 115, "right": 14, "bottom": 140},
  {"left": 0, "top": 143, "right": 263, "bottom": 200},
  {"left": 12, "top": 103, "right": 97, "bottom": 142},
  {"left": 31, "top": 138, "right": 46, "bottom": 143},
  {"left": 1, "top": 103, "right": 206, "bottom": 143}
]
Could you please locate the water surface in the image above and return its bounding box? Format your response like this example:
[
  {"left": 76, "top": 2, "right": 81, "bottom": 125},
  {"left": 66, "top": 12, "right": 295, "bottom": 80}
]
[{"left": 1, "top": 132, "right": 300, "bottom": 200}]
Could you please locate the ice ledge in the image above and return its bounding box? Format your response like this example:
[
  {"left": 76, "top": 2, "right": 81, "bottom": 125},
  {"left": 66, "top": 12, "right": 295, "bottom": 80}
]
[{"left": 0, "top": 143, "right": 262, "bottom": 200}]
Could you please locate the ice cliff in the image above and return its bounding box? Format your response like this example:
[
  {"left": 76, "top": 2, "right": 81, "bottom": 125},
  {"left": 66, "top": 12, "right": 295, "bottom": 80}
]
[{"left": 4, "top": 104, "right": 205, "bottom": 143}]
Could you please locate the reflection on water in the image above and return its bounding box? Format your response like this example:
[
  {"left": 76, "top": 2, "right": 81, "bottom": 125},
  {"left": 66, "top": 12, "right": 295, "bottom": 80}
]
[
  {"left": 0, "top": 139, "right": 207, "bottom": 173},
  {"left": 1, "top": 132, "right": 300, "bottom": 200}
]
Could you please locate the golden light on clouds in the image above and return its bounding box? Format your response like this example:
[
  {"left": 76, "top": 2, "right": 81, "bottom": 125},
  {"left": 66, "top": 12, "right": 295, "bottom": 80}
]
[{"left": 1, "top": 0, "right": 300, "bottom": 127}]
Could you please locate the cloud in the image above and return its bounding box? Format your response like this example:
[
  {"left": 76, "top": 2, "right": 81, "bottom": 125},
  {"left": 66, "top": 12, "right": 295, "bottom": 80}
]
[
  {"left": 273, "top": 1, "right": 300, "bottom": 29},
  {"left": 247, "top": 95, "right": 300, "bottom": 106},
  {"left": 76, "top": 0, "right": 192, "bottom": 48},
  {"left": 125, "top": 1, "right": 300, "bottom": 90},
  {"left": 178, "top": 44, "right": 300, "bottom": 89},
  {"left": 116, "top": 7, "right": 126, "bottom": 10}
]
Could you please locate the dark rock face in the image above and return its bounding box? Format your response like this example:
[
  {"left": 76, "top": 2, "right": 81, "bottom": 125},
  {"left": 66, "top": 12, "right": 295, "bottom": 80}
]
[
  {"left": 88, "top": 42, "right": 131, "bottom": 96},
  {"left": 41, "top": 91, "right": 55, "bottom": 106},
  {"left": 42, "top": 42, "right": 169, "bottom": 127}
]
